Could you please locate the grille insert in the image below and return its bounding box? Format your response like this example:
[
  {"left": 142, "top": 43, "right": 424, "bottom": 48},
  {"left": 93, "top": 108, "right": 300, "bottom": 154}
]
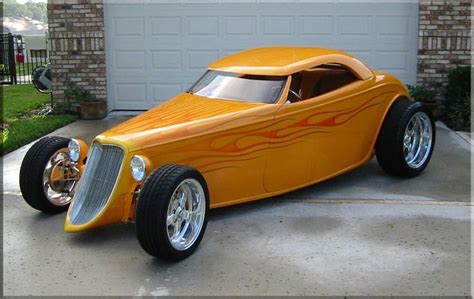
[{"left": 69, "top": 143, "right": 124, "bottom": 225}]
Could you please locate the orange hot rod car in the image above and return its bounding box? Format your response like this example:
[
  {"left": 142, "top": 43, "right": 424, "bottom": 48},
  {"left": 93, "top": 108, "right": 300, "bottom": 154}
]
[{"left": 20, "top": 47, "right": 435, "bottom": 260}]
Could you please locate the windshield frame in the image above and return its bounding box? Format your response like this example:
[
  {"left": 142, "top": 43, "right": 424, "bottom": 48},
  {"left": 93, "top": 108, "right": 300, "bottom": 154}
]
[{"left": 187, "top": 70, "right": 289, "bottom": 104}]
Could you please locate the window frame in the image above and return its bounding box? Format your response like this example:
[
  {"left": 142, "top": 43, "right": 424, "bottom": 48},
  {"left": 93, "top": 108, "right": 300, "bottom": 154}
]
[
  {"left": 278, "top": 62, "right": 362, "bottom": 105},
  {"left": 187, "top": 70, "right": 290, "bottom": 104}
]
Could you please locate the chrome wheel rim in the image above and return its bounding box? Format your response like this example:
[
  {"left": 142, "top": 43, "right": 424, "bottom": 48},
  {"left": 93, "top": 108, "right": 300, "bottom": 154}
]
[
  {"left": 166, "top": 178, "right": 206, "bottom": 251},
  {"left": 403, "top": 112, "right": 433, "bottom": 169},
  {"left": 42, "top": 148, "right": 80, "bottom": 206}
]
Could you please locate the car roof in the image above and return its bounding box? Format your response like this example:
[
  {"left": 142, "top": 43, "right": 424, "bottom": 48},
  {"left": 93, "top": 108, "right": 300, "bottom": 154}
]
[{"left": 208, "top": 46, "right": 373, "bottom": 79}]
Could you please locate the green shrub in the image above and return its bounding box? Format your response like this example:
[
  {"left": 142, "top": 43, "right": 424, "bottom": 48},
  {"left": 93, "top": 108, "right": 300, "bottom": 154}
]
[
  {"left": 406, "top": 84, "right": 436, "bottom": 103},
  {"left": 445, "top": 66, "right": 471, "bottom": 131},
  {"left": 446, "top": 93, "right": 471, "bottom": 131},
  {"left": 446, "top": 66, "right": 470, "bottom": 102},
  {"left": 65, "top": 85, "right": 89, "bottom": 102}
]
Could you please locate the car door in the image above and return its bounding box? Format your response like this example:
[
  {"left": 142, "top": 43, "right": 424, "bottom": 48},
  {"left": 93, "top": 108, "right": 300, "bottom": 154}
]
[{"left": 263, "top": 64, "right": 387, "bottom": 193}]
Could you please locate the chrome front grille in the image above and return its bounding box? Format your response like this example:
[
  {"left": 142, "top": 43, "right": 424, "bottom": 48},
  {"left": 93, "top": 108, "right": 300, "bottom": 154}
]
[{"left": 69, "top": 143, "right": 124, "bottom": 225}]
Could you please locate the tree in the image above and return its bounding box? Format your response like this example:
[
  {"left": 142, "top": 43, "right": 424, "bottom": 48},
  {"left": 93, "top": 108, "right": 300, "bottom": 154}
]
[
  {"left": 25, "top": 2, "right": 47, "bottom": 22},
  {"left": 3, "top": 0, "right": 47, "bottom": 22}
]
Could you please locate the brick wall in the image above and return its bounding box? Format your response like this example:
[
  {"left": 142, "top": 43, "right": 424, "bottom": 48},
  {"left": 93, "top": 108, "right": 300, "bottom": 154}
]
[
  {"left": 47, "top": 0, "right": 106, "bottom": 112},
  {"left": 417, "top": 0, "right": 471, "bottom": 94}
]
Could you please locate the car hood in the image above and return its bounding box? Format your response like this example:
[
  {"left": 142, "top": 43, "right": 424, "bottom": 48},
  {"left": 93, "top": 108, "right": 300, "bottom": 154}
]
[{"left": 99, "top": 93, "right": 270, "bottom": 151}]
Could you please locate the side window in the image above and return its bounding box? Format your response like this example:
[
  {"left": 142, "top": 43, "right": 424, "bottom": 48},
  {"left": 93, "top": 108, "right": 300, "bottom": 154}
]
[{"left": 286, "top": 64, "right": 359, "bottom": 103}]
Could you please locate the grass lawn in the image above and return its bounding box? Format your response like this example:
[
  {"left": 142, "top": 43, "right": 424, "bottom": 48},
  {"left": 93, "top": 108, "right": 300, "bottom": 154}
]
[{"left": 2, "top": 84, "right": 78, "bottom": 155}]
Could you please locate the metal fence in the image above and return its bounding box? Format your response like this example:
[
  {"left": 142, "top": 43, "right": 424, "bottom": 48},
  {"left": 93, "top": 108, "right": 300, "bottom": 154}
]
[
  {"left": 0, "top": 33, "right": 49, "bottom": 85},
  {"left": 0, "top": 34, "right": 16, "bottom": 84}
]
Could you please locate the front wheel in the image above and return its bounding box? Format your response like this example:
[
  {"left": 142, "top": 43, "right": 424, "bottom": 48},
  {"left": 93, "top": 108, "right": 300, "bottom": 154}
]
[
  {"left": 135, "top": 164, "right": 209, "bottom": 261},
  {"left": 19, "top": 136, "right": 80, "bottom": 213},
  {"left": 375, "top": 99, "right": 436, "bottom": 177}
]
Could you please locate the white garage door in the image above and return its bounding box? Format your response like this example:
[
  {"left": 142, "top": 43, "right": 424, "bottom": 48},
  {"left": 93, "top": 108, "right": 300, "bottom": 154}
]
[{"left": 105, "top": 1, "right": 418, "bottom": 111}]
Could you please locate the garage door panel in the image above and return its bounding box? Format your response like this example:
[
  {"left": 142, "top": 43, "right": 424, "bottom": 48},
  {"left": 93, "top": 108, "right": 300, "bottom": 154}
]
[
  {"left": 149, "top": 71, "right": 203, "bottom": 84},
  {"left": 334, "top": 2, "right": 404, "bottom": 14},
  {"left": 370, "top": 3, "right": 415, "bottom": 14},
  {"left": 147, "top": 0, "right": 184, "bottom": 5},
  {"left": 261, "top": 16, "right": 295, "bottom": 35},
  {"left": 376, "top": 51, "right": 409, "bottom": 70},
  {"left": 115, "top": 84, "right": 147, "bottom": 110},
  {"left": 147, "top": 39, "right": 182, "bottom": 51},
  {"left": 181, "top": 38, "right": 224, "bottom": 49},
  {"left": 219, "top": 38, "right": 263, "bottom": 49},
  {"left": 372, "top": 37, "right": 413, "bottom": 50},
  {"left": 114, "top": 17, "right": 145, "bottom": 36},
  {"left": 338, "top": 16, "right": 371, "bottom": 36},
  {"left": 257, "top": 2, "right": 296, "bottom": 10},
  {"left": 186, "top": 17, "right": 219, "bottom": 35},
  {"left": 224, "top": 16, "right": 257, "bottom": 36},
  {"left": 376, "top": 16, "right": 409, "bottom": 36},
  {"left": 300, "top": 16, "right": 333, "bottom": 36},
  {"left": 330, "top": 39, "right": 373, "bottom": 50},
  {"left": 151, "top": 17, "right": 182, "bottom": 36},
  {"left": 114, "top": 51, "right": 146, "bottom": 71},
  {"left": 108, "top": 3, "right": 145, "bottom": 14},
  {"left": 180, "top": 0, "right": 220, "bottom": 4},
  {"left": 151, "top": 84, "right": 185, "bottom": 103},
  {"left": 105, "top": 2, "right": 418, "bottom": 110},
  {"left": 108, "top": 37, "right": 146, "bottom": 50},
  {"left": 151, "top": 50, "right": 182, "bottom": 70},
  {"left": 186, "top": 50, "right": 220, "bottom": 69},
  {"left": 299, "top": 2, "right": 336, "bottom": 12}
]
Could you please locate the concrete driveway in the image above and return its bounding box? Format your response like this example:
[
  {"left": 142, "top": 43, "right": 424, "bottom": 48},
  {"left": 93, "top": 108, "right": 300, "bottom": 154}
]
[{"left": 3, "top": 116, "right": 471, "bottom": 296}]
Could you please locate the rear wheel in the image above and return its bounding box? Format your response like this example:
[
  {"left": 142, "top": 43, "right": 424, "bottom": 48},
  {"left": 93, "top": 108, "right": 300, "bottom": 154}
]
[
  {"left": 135, "top": 164, "right": 209, "bottom": 261},
  {"left": 20, "top": 136, "right": 80, "bottom": 213},
  {"left": 375, "top": 100, "right": 435, "bottom": 177}
]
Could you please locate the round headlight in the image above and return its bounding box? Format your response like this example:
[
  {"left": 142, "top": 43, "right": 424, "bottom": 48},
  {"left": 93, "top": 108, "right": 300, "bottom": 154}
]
[
  {"left": 68, "top": 139, "right": 80, "bottom": 162},
  {"left": 130, "top": 155, "right": 146, "bottom": 182}
]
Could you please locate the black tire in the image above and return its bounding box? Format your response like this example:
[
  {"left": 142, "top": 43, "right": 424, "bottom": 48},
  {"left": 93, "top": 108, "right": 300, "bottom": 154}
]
[
  {"left": 375, "top": 99, "right": 436, "bottom": 177},
  {"left": 136, "top": 164, "right": 210, "bottom": 261},
  {"left": 19, "top": 136, "right": 72, "bottom": 213}
]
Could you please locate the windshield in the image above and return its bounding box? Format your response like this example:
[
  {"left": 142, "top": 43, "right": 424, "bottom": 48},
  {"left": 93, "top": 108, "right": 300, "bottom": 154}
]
[{"left": 188, "top": 71, "right": 287, "bottom": 104}]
